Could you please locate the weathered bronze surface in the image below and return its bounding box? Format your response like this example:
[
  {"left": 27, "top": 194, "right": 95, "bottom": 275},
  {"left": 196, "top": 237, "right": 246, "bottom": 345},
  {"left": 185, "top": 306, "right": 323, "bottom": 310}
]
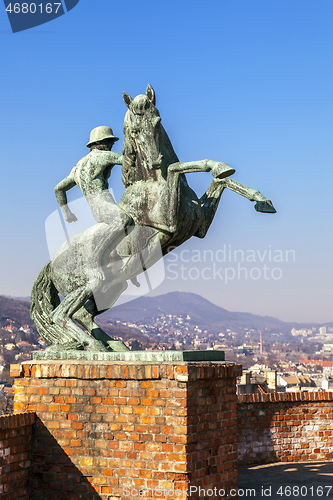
[{"left": 30, "top": 85, "right": 276, "bottom": 354}]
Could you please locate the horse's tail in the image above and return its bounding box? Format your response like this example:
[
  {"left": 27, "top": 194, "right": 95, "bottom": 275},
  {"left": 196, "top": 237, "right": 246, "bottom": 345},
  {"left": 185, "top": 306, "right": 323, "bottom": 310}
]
[{"left": 30, "top": 262, "right": 73, "bottom": 345}]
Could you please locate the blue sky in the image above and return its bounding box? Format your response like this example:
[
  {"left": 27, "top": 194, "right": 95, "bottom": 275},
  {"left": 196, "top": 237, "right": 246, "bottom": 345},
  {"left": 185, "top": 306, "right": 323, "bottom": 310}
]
[{"left": 0, "top": 0, "right": 332, "bottom": 323}]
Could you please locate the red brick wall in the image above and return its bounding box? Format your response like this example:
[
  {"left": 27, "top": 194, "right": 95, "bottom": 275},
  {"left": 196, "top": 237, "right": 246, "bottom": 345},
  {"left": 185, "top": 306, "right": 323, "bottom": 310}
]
[
  {"left": 13, "top": 361, "right": 241, "bottom": 500},
  {"left": 0, "top": 412, "right": 35, "bottom": 500},
  {"left": 238, "top": 392, "right": 333, "bottom": 465},
  {"left": 188, "top": 365, "right": 239, "bottom": 497}
]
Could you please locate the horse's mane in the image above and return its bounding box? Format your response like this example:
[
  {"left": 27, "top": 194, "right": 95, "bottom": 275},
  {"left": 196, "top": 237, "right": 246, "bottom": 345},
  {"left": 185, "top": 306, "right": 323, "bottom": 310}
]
[
  {"left": 122, "top": 111, "right": 179, "bottom": 188},
  {"left": 122, "top": 115, "right": 137, "bottom": 188}
]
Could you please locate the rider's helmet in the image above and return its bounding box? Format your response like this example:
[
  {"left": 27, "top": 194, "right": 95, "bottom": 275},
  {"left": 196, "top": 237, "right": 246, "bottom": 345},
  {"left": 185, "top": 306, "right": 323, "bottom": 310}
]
[{"left": 86, "top": 126, "right": 119, "bottom": 147}]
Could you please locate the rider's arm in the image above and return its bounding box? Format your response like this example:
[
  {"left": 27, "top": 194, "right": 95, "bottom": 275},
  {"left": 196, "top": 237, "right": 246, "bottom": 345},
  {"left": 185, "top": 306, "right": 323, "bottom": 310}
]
[
  {"left": 54, "top": 175, "right": 78, "bottom": 223},
  {"left": 108, "top": 152, "right": 123, "bottom": 165},
  {"left": 101, "top": 152, "right": 123, "bottom": 181}
]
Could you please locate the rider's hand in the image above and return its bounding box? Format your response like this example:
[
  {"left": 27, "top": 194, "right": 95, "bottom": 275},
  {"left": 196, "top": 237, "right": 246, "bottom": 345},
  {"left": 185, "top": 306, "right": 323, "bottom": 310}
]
[
  {"left": 61, "top": 206, "right": 77, "bottom": 223},
  {"left": 65, "top": 212, "right": 78, "bottom": 223}
]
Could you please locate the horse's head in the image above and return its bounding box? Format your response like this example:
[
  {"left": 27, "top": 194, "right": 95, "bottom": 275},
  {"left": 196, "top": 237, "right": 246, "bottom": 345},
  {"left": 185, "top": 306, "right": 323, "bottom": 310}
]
[
  {"left": 123, "top": 84, "right": 163, "bottom": 172},
  {"left": 122, "top": 85, "right": 179, "bottom": 188},
  {"left": 123, "top": 85, "right": 165, "bottom": 185}
]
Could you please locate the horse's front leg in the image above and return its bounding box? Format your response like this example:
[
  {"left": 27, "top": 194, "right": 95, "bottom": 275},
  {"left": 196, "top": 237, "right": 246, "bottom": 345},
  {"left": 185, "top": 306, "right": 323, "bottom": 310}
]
[
  {"left": 169, "top": 159, "right": 235, "bottom": 178},
  {"left": 221, "top": 178, "right": 276, "bottom": 213}
]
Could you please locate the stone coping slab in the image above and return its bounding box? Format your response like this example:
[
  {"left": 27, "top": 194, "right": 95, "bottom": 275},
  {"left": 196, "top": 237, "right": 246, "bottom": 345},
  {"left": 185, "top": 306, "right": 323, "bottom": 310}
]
[
  {"left": 11, "top": 360, "right": 241, "bottom": 381},
  {"left": 32, "top": 349, "right": 225, "bottom": 362}
]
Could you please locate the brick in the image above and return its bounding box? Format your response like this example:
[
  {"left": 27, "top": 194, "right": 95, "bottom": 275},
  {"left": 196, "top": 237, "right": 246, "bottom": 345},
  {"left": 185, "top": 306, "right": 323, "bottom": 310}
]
[
  {"left": 128, "top": 398, "right": 140, "bottom": 405},
  {"left": 54, "top": 396, "right": 65, "bottom": 404},
  {"left": 102, "top": 398, "right": 114, "bottom": 405},
  {"left": 134, "top": 407, "right": 146, "bottom": 414},
  {"left": 72, "top": 422, "right": 84, "bottom": 430},
  {"left": 10, "top": 364, "right": 22, "bottom": 378},
  {"left": 91, "top": 397, "right": 101, "bottom": 404},
  {"left": 141, "top": 398, "right": 153, "bottom": 406},
  {"left": 67, "top": 414, "right": 78, "bottom": 421},
  {"left": 141, "top": 381, "right": 153, "bottom": 389},
  {"left": 48, "top": 404, "right": 59, "bottom": 412}
]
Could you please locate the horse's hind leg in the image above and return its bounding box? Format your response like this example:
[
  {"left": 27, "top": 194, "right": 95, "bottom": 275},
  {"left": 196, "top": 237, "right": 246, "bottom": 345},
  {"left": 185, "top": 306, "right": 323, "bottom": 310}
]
[
  {"left": 195, "top": 177, "right": 276, "bottom": 239},
  {"left": 222, "top": 178, "right": 276, "bottom": 213},
  {"left": 51, "top": 281, "right": 109, "bottom": 351},
  {"left": 73, "top": 282, "right": 130, "bottom": 351},
  {"left": 72, "top": 301, "right": 109, "bottom": 343},
  {"left": 194, "top": 179, "right": 227, "bottom": 239}
]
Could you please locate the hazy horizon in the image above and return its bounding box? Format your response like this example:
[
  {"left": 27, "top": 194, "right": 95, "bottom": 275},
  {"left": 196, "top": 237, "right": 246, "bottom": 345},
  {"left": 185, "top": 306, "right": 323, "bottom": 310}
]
[{"left": 2, "top": 289, "right": 332, "bottom": 328}]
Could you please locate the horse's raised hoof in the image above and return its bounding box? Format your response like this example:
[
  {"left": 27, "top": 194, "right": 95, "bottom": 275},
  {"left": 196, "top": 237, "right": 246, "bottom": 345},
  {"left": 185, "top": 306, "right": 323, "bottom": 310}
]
[
  {"left": 212, "top": 162, "right": 235, "bottom": 179},
  {"left": 107, "top": 340, "right": 130, "bottom": 352},
  {"left": 254, "top": 200, "right": 277, "bottom": 213}
]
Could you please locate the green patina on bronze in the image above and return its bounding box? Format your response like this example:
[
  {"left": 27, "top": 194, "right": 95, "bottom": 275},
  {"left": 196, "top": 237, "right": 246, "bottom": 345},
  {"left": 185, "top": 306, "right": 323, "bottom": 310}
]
[
  {"left": 30, "top": 84, "right": 276, "bottom": 356},
  {"left": 32, "top": 349, "right": 225, "bottom": 362}
]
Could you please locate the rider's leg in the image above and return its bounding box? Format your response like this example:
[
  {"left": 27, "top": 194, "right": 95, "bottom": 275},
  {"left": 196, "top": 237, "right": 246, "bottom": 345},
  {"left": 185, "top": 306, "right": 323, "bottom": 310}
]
[{"left": 81, "top": 208, "right": 133, "bottom": 281}]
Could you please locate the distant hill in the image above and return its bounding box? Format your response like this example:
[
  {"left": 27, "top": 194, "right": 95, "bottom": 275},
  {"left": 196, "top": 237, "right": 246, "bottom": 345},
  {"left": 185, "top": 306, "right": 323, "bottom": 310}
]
[
  {"left": 100, "top": 291, "right": 331, "bottom": 334},
  {"left": 4, "top": 295, "right": 30, "bottom": 302},
  {"left": 1, "top": 292, "right": 332, "bottom": 336},
  {"left": 0, "top": 295, "right": 33, "bottom": 326}
]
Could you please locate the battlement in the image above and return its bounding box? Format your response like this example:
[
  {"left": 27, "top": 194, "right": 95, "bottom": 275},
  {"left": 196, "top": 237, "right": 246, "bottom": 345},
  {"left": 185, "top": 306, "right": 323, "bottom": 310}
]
[
  {"left": 1, "top": 363, "right": 333, "bottom": 499},
  {"left": 4, "top": 360, "right": 241, "bottom": 499},
  {"left": 238, "top": 391, "right": 333, "bottom": 465}
]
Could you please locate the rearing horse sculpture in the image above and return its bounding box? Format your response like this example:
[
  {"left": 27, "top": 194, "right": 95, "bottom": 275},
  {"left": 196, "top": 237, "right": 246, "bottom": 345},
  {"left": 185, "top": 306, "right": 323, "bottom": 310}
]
[{"left": 30, "top": 84, "right": 276, "bottom": 352}]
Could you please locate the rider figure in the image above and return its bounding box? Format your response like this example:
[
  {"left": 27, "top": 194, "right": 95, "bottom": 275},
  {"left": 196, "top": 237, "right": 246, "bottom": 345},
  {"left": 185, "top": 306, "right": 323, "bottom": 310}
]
[
  {"left": 54, "top": 126, "right": 133, "bottom": 281},
  {"left": 55, "top": 126, "right": 129, "bottom": 224}
]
